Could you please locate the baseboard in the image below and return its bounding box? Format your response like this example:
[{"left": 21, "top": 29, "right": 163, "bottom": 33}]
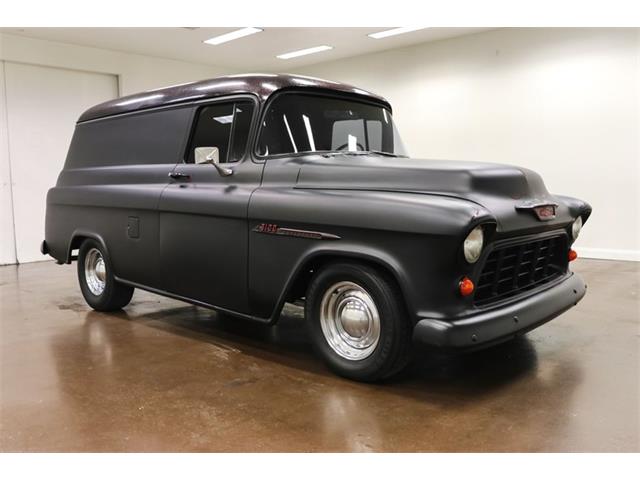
[
  {"left": 0, "top": 258, "right": 53, "bottom": 266},
  {"left": 578, "top": 247, "right": 640, "bottom": 262},
  {"left": 2, "top": 249, "right": 638, "bottom": 266}
]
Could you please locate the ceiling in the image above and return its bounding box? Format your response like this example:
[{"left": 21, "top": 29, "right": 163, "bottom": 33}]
[{"left": 0, "top": 27, "right": 493, "bottom": 70}]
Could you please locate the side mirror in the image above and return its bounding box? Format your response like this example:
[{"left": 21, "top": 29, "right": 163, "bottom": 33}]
[
  {"left": 195, "top": 146, "right": 219, "bottom": 164},
  {"left": 194, "top": 146, "right": 233, "bottom": 177}
]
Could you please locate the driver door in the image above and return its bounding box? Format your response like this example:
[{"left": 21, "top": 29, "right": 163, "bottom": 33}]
[{"left": 158, "top": 97, "right": 263, "bottom": 314}]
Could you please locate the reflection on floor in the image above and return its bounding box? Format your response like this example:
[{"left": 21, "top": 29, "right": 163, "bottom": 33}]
[{"left": 0, "top": 259, "right": 638, "bottom": 452}]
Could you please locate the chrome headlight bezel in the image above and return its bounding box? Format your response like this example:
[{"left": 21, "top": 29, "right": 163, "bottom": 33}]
[
  {"left": 463, "top": 225, "right": 484, "bottom": 264},
  {"left": 572, "top": 216, "right": 583, "bottom": 240}
]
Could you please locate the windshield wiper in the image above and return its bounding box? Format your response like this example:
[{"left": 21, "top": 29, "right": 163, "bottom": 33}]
[
  {"left": 322, "top": 150, "right": 403, "bottom": 158},
  {"left": 368, "top": 150, "right": 406, "bottom": 158}
]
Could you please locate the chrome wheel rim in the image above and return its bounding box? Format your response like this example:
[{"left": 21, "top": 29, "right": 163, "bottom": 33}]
[
  {"left": 319, "top": 281, "right": 381, "bottom": 360},
  {"left": 84, "top": 248, "right": 106, "bottom": 296}
]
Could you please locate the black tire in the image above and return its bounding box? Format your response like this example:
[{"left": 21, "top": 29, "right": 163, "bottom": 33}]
[
  {"left": 77, "top": 239, "right": 134, "bottom": 311},
  {"left": 305, "top": 262, "right": 412, "bottom": 382}
]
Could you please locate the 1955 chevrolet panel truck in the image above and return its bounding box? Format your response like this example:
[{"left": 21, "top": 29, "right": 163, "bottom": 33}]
[{"left": 43, "top": 74, "right": 591, "bottom": 381}]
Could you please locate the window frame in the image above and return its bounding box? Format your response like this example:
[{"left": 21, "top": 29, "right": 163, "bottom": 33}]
[
  {"left": 254, "top": 89, "right": 395, "bottom": 161},
  {"left": 182, "top": 94, "right": 259, "bottom": 165}
]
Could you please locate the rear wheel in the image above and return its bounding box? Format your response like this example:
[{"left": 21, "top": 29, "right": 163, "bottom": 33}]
[
  {"left": 77, "top": 239, "right": 134, "bottom": 311},
  {"left": 305, "top": 262, "right": 412, "bottom": 382}
]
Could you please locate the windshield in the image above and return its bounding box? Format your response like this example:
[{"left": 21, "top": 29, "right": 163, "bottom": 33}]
[{"left": 257, "top": 93, "right": 408, "bottom": 157}]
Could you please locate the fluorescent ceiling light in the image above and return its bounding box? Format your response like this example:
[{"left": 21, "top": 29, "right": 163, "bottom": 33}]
[
  {"left": 282, "top": 115, "right": 298, "bottom": 153},
  {"left": 203, "top": 27, "right": 262, "bottom": 46},
  {"left": 277, "top": 45, "right": 333, "bottom": 60},
  {"left": 302, "top": 115, "right": 316, "bottom": 151},
  {"left": 213, "top": 114, "right": 234, "bottom": 124},
  {"left": 368, "top": 27, "right": 429, "bottom": 39}
]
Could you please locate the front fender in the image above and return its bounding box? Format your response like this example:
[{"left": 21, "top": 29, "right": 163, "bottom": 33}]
[
  {"left": 248, "top": 188, "right": 489, "bottom": 320},
  {"left": 554, "top": 194, "right": 592, "bottom": 224}
]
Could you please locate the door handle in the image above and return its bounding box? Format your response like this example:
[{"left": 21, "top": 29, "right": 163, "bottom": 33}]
[{"left": 168, "top": 172, "right": 191, "bottom": 181}]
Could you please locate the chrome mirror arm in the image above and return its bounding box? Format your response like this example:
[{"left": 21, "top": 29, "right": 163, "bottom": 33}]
[
  {"left": 211, "top": 162, "right": 234, "bottom": 177},
  {"left": 201, "top": 157, "right": 233, "bottom": 177}
]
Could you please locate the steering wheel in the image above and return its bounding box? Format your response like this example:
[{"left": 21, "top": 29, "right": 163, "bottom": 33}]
[{"left": 336, "top": 142, "right": 365, "bottom": 152}]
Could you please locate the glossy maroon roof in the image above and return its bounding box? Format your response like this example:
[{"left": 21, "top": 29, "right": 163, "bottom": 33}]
[{"left": 78, "top": 73, "right": 391, "bottom": 122}]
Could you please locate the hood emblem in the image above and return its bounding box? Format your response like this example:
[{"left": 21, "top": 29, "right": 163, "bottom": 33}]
[{"left": 515, "top": 202, "right": 558, "bottom": 221}]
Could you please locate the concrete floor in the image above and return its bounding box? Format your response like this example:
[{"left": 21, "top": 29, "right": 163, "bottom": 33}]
[{"left": 0, "top": 259, "right": 638, "bottom": 452}]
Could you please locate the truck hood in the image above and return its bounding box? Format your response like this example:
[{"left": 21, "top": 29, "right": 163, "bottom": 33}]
[{"left": 294, "top": 155, "right": 586, "bottom": 233}]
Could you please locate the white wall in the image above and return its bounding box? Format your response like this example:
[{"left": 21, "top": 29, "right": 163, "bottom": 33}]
[
  {"left": 0, "top": 33, "right": 228, "bottom": 95},
  {"left": 3, "top": 62, "right": 118, "bottom": 263},
  {"left": 0, "top": 33, "right": 230, "bottom": 265},
  {"left": 291, "top": 28, "right": 640, "bottom": 261}
]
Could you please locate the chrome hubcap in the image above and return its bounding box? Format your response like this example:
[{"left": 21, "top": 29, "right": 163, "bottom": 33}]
[
  {"left": 85, "top": 248, "right": 106, "bottom": 296},
  {"left": 319, "top": 281, "right": 381, "bottom": 360}
]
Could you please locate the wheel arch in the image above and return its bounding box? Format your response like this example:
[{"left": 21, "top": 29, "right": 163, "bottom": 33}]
[
  {"left": 269, "top": 247, "right": 413, "bottom": 324},
  {"left": 66, "top": 230, "right": 109, "bottom": 264}
]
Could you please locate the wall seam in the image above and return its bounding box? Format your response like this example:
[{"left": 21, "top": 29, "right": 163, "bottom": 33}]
[{"left": 2, "top": 60, "right": 19, "bottom": 264}]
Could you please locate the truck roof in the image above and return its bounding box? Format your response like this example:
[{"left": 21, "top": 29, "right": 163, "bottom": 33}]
[{"left": 78, "top": 73, "right": 391, "bottom": 123}]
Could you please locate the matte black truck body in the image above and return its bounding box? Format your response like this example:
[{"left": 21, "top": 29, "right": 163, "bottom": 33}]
[{"left": 43, "top": 74, "right": 591, "bottom": 379}]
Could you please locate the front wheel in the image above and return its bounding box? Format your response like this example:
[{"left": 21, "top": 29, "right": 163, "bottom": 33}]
[
  {"left": 305, "top": 262, "right": 412, "bottom": 382},
  {"left": 77, "top": 239, "right": 134, "bottom": 311}
]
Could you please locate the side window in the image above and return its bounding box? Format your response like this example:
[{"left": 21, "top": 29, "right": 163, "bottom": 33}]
[{"left": 187, "top": 101, "right": 254, "bottom": 164}]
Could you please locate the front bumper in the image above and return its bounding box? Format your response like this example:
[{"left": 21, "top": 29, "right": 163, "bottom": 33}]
[{"left": 413, "top": 272, "right": 586, "bottom": 349}]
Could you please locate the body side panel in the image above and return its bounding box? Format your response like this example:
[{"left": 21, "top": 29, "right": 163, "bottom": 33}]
[{"left": 45, "top": 106, "right": 193, "bottom": 287}]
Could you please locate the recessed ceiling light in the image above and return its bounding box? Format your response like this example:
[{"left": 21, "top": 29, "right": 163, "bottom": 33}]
[
  {"left": 368, "top": 27, "right": 429, "bottom": 39},
  {"left": 276, "top": 45, "right": 333, "bottom": 60},
  {"left": 203, "top": 27, "right": 263, "bottom": 46}
]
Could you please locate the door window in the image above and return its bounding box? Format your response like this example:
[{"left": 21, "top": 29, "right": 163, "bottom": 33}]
[{"left": 187, "top": 101, "right": 254, "bottom": 163}]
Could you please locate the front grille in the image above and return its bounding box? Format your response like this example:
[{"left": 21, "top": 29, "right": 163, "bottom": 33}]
[{"left": 474, "top": 235, "right": 567, "bottom": 306}]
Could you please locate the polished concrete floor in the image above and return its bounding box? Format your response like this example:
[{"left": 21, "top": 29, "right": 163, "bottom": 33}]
[{"left": 0, "top": 259, "right": 638, "bottom": 452}]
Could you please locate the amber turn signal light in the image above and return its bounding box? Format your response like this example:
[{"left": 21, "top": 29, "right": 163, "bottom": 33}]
[
  {"left": 459, "top": 276, "right": 475, "bottom": 297},
  {"left": 568, "top": 249, "right": 578, "bottom": 262}
]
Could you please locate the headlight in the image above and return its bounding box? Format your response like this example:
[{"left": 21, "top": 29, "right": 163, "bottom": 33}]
[
  {"left": 572, "top": 216, "right": 582, "bottom": 240},
  {"left": 464, "top": 226, "right": 484, "bottom": 263}
]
